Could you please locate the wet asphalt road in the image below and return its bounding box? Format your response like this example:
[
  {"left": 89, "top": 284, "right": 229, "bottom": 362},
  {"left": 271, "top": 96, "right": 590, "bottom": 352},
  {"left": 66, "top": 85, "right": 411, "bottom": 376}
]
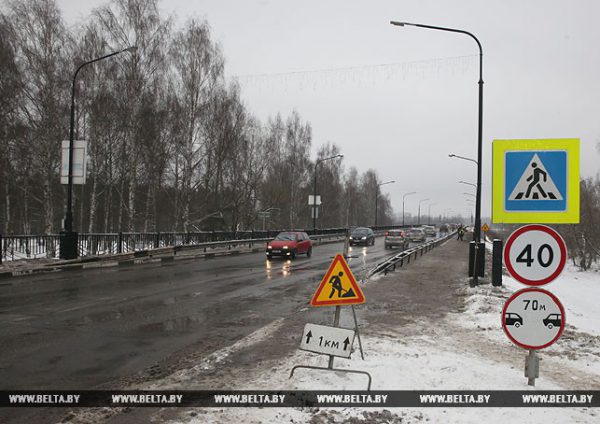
[{"left": 0, "top": 237, "right": 410, "bottom": 391}]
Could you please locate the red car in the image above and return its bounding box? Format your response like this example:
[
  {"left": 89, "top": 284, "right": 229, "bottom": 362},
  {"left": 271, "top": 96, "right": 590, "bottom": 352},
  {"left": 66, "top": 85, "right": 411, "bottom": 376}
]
[{"left": 266, "top": 231, "right": 312, "bottom": 259}]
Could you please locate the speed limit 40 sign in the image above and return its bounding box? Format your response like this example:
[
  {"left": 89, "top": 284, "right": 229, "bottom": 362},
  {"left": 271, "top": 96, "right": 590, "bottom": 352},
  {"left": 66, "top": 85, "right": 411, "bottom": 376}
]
[{"left": 504, "top": 225, "right": 567, "bottom": 286}]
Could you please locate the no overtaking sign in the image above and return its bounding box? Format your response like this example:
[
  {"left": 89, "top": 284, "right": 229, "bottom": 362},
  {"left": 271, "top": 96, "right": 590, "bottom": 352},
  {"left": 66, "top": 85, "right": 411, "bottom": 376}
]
[{"left": 502, "top": 288, "right": 566, "bottom": 350}]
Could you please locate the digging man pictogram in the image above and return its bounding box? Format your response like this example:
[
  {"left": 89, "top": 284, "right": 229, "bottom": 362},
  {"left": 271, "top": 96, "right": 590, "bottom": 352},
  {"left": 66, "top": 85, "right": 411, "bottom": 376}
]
[{"left": 328, "top": 271, "right": 356, "bottom": 299}]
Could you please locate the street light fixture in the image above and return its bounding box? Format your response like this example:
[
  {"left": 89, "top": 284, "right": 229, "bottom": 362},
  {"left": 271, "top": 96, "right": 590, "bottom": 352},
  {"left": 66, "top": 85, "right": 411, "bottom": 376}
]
[
  {"left": 402, "top": 191, "right": 416, "bottom": 226},
  {"left": 427, "top": 202, "right": 437, "bottom": 225},
  {"left": 417, "top": 198, "right": 430, "bottom": 225},
  {"left": 391, "top": 20, "right": 484, "bottom": 286},
  {"left": 312, "top": 154, "right": 343, "bottom": 233},
  {"left": 258, "top": 207, "right": 281, "bottom": 231},
  {"left": 459, "top": 180, "right": 477, "bottom": 190},
  {"left": 448, "top": 153, "right": 478, "bottom": 165},
  {"left": 375, "top": 180, "right": 395, "bottom": 227},
  {"left": 60, "top": 46, "right": 138, "bottom": 259}
]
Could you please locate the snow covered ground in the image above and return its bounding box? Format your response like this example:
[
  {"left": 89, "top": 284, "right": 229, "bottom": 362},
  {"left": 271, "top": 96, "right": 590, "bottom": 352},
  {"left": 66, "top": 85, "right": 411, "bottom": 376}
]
[{"left": 154, "top": 264, "right": 600, "bottom": 424}]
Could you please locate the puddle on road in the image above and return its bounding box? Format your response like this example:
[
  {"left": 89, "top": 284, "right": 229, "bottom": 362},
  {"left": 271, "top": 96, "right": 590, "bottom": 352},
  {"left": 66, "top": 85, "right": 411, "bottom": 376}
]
[
  {"left": 63, "top": 291, "right": 203, "bottom": 327},
  {"left": 264, "top": 259, "right": 316, "bottom": 279}
]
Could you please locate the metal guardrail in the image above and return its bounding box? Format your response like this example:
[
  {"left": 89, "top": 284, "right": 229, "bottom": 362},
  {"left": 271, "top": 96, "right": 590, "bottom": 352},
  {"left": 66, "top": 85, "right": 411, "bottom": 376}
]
[
  {"left": 366, "top": 231, "right": 457, "bottom": 278},
  {"left": 0, "top": 225, "right": 412, "bottom": 263}
]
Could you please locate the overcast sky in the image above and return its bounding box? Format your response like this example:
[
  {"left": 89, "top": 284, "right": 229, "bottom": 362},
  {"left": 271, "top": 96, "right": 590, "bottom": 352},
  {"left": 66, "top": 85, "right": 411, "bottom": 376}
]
[{"left": 57, "top": 0, "right": 600, "bottom": 221}]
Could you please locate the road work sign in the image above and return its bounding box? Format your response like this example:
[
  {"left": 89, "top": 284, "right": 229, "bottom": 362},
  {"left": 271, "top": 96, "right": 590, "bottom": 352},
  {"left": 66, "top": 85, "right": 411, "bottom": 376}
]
[
  {"left": 311, "top": 254, "right": 365, "bottom": 306},
  {"left": 299, "top": 323, "right": 355, "bottom": 358},
  {"left": 504, "top": 225, "right": 567, "bottom": 286},
  {"left": 502, "top": 288, "right": 565, "bottom": 350},
  {"left": 481, "top": 223, "right": 490, "bottom": 232},
  {"left": 492, "top": 139, "right": 579, "bottom": 224}
]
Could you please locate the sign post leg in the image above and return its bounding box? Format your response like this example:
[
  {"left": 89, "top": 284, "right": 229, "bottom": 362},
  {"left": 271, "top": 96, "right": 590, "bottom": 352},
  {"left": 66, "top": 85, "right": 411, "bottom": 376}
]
[
  {"left": 351, "top": 305, "right": 365, "bottom": 360},
  {"left": 328, "top": 306, "right": 341, "bottom": 369},
  {"left": 525, "top": 349, "right": 540, "bottom": 386}
]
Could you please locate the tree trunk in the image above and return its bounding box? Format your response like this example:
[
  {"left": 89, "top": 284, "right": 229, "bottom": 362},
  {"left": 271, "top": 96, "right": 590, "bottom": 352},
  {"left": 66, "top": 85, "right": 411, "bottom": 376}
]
[
  {"left": 42, "top": 179, "right": 53, "bottom": 234},
  {"left": 104, "top": 183, "right": 112, "bottom": 233},
  {"left": 128, "top": 172, "right": 136, "bottom": 232},
  {"left": 4, "top": 177, "right": 9, "bottom": 235},
  {"left": 143, "top": 183, "right": 152, "bottom": 233},
  {"left": 88, "top": 172, "right": 98, "bottom": 233},
  {"left": 117, "top": 177, "right": 125, "bottom": 231}
]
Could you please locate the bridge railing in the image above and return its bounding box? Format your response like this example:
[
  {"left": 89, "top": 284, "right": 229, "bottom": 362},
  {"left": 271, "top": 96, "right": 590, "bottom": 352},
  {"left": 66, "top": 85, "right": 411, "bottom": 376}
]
[{"left": 0, "top": 225, "right": 414, "bottom": 263}]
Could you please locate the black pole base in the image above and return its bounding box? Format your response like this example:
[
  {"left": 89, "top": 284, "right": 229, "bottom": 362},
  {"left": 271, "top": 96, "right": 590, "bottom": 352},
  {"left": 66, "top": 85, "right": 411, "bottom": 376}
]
[
  {"left": 59, "top": 231, "right": 78, "bottom": 259},
  {"left": 468, "top": 241, "right": 485, "bottom": 278},
  {"left": 492, "top": 239, "right": 503, "bottom": 286}
]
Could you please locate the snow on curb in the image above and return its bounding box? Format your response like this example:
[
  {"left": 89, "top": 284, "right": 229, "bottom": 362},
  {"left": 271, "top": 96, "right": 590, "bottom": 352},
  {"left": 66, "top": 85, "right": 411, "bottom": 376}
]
[{"left": 164, "top": 266, "right": 600, "bottom": 424}]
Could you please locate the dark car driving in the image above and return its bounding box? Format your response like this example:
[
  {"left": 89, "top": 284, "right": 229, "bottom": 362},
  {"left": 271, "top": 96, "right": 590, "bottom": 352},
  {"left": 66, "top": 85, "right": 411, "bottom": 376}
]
[{"left": 349, "top": 227, "right": 375, "bottom": 246}]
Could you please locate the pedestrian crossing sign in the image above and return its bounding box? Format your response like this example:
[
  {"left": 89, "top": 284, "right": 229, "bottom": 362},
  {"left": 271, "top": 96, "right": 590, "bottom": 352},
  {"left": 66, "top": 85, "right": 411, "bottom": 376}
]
[
  {"left": 492, "top": 139, "right": 580, "bottom": 223},
  {"left": 310, "top": 254, "right": 365, "bottom": 306}
]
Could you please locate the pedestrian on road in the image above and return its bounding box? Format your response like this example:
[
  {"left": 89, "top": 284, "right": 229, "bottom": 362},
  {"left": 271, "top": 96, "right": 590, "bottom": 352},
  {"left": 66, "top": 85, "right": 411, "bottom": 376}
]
[{"left": 457, "top": 226, "right": 465, "bottom": 241}]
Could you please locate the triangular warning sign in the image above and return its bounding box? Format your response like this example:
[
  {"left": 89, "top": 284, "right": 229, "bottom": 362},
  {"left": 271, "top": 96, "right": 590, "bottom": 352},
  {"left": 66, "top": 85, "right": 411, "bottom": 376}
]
[
  {"left": 310, "top": 254, "right": 365, "bottom": 307},
  {"left": 508, "top": 154, "right": 563, "bottom": 201}
]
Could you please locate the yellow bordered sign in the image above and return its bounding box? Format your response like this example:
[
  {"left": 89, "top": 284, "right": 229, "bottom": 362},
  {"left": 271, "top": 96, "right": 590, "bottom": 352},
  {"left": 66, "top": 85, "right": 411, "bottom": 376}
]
[{"left": 492, "top": 139, "right": 580, "bottom": 224}]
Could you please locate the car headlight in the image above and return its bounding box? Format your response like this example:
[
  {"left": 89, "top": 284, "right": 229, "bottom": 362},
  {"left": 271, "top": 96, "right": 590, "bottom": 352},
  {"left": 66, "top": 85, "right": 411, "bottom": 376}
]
[
  {"left": 283, "top": 246, "right": 288, "bottom": 249},
  {"left": 349, "top": 237, "right": 353, "bottom": 240},
  {"left": 361, "top": 236, "right": 366, "bottom": 240},
  {"left": 267, "top": 245, "right": 272, "bottom": 249}
]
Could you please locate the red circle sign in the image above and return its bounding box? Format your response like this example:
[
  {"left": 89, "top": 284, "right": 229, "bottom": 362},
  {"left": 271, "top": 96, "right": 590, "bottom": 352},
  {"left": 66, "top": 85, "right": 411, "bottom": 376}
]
[
  {"left": 502, "top": 288, "right": 566, "bottom": 350},
  {"left": 504, "top": 224, "right": 567, "bottom": 286}
]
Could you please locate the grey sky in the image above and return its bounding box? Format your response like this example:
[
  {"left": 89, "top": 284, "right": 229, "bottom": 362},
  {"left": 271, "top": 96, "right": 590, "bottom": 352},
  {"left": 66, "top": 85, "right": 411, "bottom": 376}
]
[{"left": 57, "top": 0, "right": 600, "bottom": 221}]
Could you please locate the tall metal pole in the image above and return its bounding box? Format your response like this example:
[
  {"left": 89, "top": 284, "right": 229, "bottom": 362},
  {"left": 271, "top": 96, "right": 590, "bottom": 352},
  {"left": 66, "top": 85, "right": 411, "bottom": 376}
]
[
  {"left": 418, "top": 198, "right": 429, "bottom": 226},
  {"left": 312, "top": 162, "right": 318, "bottom": 233},
  {"left": 312, "top": 154, "right": 343, "bottom": 234},
  {"left": 402, "top": 191, "right": 416, "bottom": 227},
  {"left": 427, "top": 203, "right": 436, "bottom": 225},
  {"left": 61, "top": 47, "right": 136, "bottom": 259},
  {"left": 375, "top": 180, "right": 395, "bottom": 228},
  {"left": 374, "top": 185, "right": 379, "bottom": 227},
  {"left": 390, "top": 21, "right": 484, "bottom": 286}
]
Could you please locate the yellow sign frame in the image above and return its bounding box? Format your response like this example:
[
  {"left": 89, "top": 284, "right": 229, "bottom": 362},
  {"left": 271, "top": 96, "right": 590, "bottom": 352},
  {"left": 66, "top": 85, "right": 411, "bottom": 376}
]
[{"left": 492, "top": 138, "right": 579, "bottom": 224}]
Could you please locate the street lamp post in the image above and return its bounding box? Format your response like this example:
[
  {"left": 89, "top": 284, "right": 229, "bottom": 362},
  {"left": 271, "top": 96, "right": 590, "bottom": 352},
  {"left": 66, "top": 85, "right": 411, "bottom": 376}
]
[
  {"left": 312, "top": 154, "right": 343, "bottom": 234},
  {"left": 60, "top": 46, "right": 137, "bottom": 259},
  {"left": 375, "top": 180, "right": 395, "bottom": 227},
  {"left": 391, "top": 20, "right": 484, "bottom": 286},
  {"left": 402, "top": 191, "right": 416, "bottom": 226},
  {"left": 443, "top": 208, "right": 453, "bottom": 221},
  {"left": 417, "top": 198, "right": 430, "bottom": 225},
  {"left": 427, "top": 203, "right": 437, "bottom": 225}
]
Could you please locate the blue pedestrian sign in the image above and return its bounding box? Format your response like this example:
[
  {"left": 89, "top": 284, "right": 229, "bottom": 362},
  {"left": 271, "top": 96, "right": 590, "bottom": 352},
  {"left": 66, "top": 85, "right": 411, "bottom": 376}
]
[
  {"left": 505, "top": 151, "right": 566, "bottom": 211},
  {"left": 492, "top": 139, "right": 580, "bottom": 224}
]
